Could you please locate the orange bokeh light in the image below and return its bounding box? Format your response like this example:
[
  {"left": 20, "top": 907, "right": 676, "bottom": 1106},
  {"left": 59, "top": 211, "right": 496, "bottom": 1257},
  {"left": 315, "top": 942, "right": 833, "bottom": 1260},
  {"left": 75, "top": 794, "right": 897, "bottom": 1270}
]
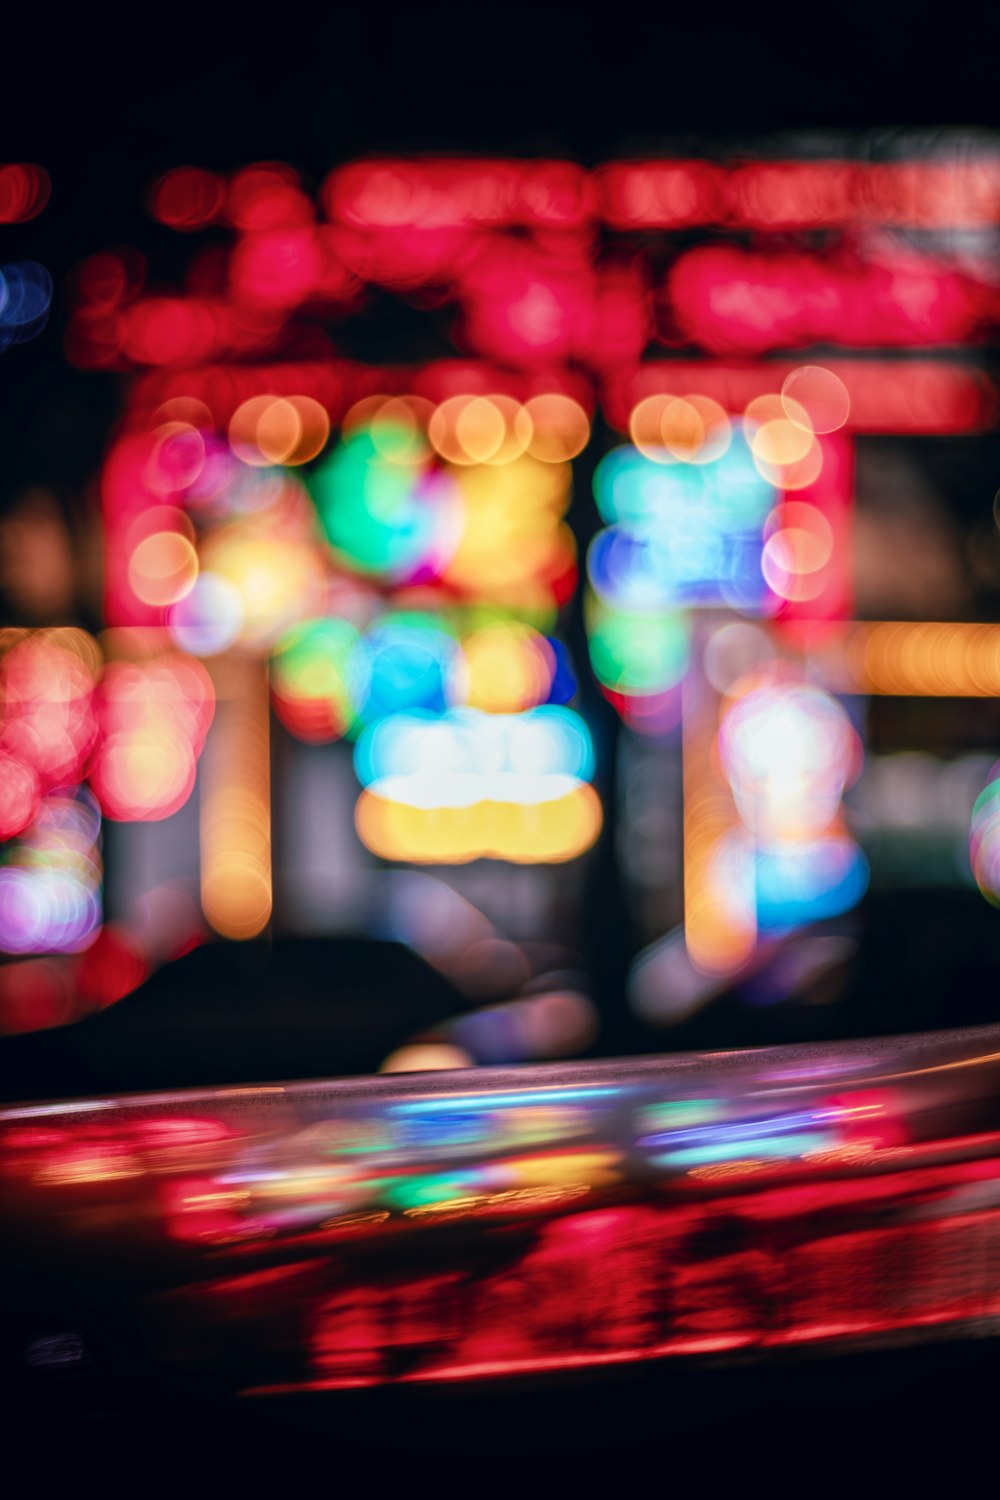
[
  {"left": 521, "top": 394, "right": 590, "bottom": 462},
  {"left": 429, "top": 395, "right": 529, "bottom": 466},
  {"left": 128, "top": 531, "right": 199, "bottom": 607}
]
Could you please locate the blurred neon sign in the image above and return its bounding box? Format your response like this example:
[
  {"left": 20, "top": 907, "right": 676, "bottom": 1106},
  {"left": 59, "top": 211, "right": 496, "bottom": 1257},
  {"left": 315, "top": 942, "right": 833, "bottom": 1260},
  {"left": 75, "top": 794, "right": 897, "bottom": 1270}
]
[{"left": 5, "top": 144, "right": 1000, "bottom": 998}]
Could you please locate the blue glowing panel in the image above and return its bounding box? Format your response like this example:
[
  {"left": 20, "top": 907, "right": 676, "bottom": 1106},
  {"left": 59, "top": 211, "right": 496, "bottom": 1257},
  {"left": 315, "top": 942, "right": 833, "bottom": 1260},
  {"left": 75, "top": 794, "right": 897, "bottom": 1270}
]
[
  {"left": 755, "top": 839, "right": 869, "bottom": 929},
  {"left": 589, "top": 432, "right": 777, "bottom": 612}
]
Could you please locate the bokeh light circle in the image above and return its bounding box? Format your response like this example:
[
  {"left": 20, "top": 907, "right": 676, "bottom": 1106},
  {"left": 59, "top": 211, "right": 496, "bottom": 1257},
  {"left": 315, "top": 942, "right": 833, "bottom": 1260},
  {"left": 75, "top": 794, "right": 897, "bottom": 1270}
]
[
  {"left": 520, "top": 394, "right": 590, "bottom": 462},
  {"left": 92, "top": 726, "right": 197, "bottom": 822},
  {"left": 628, "top": 395, "right": 672, "bottom": 462},
  {"left": 429, "top": 395, "right": 528, "bottom": 466},
  {"left": 271, "top": 618, "right": 368, "bottom": 743},
  {"left": 128, "top": 531, "right": 199, "bottom": 607},
  {"left": 166, "top": 572, "right": 245, "bottom": 656},
  {"left": 460, "top": 623, "right": 556, "bottom": 713},
  {"left": 781, "top": 366, "right": 851, "bottom": 434},
  {"left": 662, "top": 395, "right": 732, "bottom": 464},
  {"left": 0, "top": 751, "right": 40, "bottom": 838}
]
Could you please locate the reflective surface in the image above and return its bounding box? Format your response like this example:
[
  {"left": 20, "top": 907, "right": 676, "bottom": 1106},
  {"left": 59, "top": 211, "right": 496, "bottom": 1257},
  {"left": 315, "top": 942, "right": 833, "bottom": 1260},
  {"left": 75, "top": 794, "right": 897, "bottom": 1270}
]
[{"left": 5, "top": 1024, "right": 1000, "bottom": 1396}]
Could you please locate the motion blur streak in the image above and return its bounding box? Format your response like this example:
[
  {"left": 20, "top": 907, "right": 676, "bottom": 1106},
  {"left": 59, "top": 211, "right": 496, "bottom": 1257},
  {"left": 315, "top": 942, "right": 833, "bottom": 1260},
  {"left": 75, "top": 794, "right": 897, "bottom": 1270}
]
[
  {"left": 199, "top": 656, "right": 272, "bottom": 939},
  {"left": 9, "top": 1028, "right": 1000, "bottom": 1392}
]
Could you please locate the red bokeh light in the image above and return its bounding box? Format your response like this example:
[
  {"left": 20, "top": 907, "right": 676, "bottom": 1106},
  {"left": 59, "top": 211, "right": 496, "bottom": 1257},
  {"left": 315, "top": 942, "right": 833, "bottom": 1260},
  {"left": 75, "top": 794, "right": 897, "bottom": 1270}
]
[
  {"left": 598, "top": 158, "right": 1000, "bottom": 230},
  {"left": 121, "top": 298, "right": 223, "bottom": 366},
  {"left": 230, "top": 228, "right": 323, "bottom": 308},
  {"left": 457, "top": 241, "right": 591, "bottom": 364},
  {"left": 329, "top": 223, "right": 478, "bottom": 290},
  {"left": 603, "top": 359, "right": 997, "bottom": 436},
  {"left": 324, "top": 159, "right": 593, "bottom": 230},
  {"left": 75, "top": 924, "right": 149, "bottom": 1009},
  {"left": 0, "top": 164, "right": 51, "bottom": 223},
  {"left": 667, "top": 246, "right": 993, "bottom": 354},
  {"left": 228, "top": 164, "right": 313, "bottom": 231},
  {"left": 0, "top": 750, "right": 41, "bottom": 838},
  {"left": 0, "top": 958, "right": 73, "bottom": 1034},
  {"left": 597, "top": 160, "right": 723, "bottom": 228},
  {"left": 0, "top": 633, "right": 99, "bottom": 790},
  {"left": 88, "top": 652, "right": 214, "bottom": 822},
  {"left": 150, "top": 167, "right": 226, "bottom": 230}
]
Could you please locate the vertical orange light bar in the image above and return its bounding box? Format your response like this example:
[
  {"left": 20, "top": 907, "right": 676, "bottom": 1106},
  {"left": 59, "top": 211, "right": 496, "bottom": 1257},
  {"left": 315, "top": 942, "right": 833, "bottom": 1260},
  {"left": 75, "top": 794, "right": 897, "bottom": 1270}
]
[
  {"left": 200, "top": 654, "right": 272, "bottom": 940},
  {"left": 681, "top": 635, "right": 756, "bottom": 975}
]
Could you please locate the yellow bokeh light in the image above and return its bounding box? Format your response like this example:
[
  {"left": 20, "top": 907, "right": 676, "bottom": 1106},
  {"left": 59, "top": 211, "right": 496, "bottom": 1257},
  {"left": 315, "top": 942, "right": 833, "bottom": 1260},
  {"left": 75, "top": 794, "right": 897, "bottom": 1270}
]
[
  {"left": 461, "top": 623, "right": 555, "bottom": 712},
  {"left": 99, "top": 726, "right": 195, "bottom": 817},
  {"left": 744, "top": 393, "right": 807, "bottom": 428},
  {"left": 443, "top": 456, "right": 574, "bottom": 602},
  {"left": 753, "top": 439, "right": 824, "bottom": 491},
  {"left": 255, "top": 397, "right": 302, "bottom": 463},
  {"left": 355, "top": 784, "right": 602, "bottom": 864},
  {"left": 200, "top": 527, "right": 324, "bottom": 650},
  {"left": 682, "top": 706, "right": 756, "bottom": 977},
  {"left": 454, "top": 396, "right": 505, "bottom": 463},
  {"left": 847, "top": 622, "right": 1000, "bottom": 697},
  {"left": 751, "top": 415, "right": 817, "bottom": 470},
  {"left": 379, "top": 1044, "right": 473, "bottom": 1073}
]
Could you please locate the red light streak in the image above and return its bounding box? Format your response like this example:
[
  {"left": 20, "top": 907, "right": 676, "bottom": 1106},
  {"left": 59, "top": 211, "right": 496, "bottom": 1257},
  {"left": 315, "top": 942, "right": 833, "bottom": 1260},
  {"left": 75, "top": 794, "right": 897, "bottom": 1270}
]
[
  {"left": 279, "top": 1171, "right": 1000, "bottom": 1387},
  {"left": 323, "top": 159, "right": 1000, "bottom": 233},
  {"left": 599, "top": 158, "right": 1000, "bottom": 230},
  {"left": 8, "top": 1032, "right": 1000, "bottom": 1393},
  {"left": 324, "top": 159, "right": 595, "bottom": 231},
  {"left": 667, "top": 245, "right": 996, "bottom": 354},
  {"left": 603, "top": 360, "right": 997, "bottom": 435}
]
